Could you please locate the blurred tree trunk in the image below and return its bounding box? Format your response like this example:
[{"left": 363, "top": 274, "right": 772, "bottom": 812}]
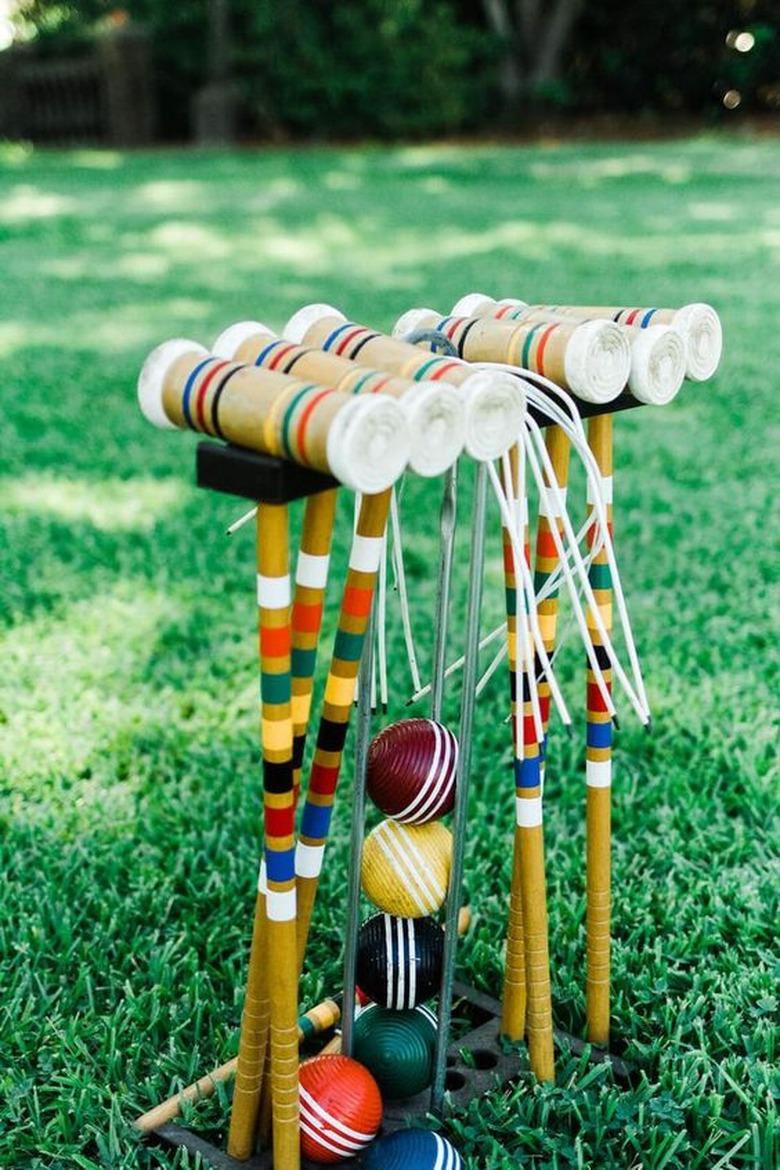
[{"left": 482, "top": 0, "right": 583, "bottom": 112}]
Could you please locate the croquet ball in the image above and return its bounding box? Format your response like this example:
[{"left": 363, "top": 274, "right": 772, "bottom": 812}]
[
  {"left": 357, "top": 913, "right": 444, "bottom": 1009},
  {"left": 362, "top": 1129, "right": 463, "bottom": 1170},
  {"left": 352, "top": 1004, "right": 437, "bottom": 1099},
  {"left": 367, "top": 719, "right": 458, "bottom": 824},
  {"left": 299, "top": 1054, "right": 382, "bottom": 1163},
  {"left": 361, "top": 820, "right": 451, "bottom": 918}
]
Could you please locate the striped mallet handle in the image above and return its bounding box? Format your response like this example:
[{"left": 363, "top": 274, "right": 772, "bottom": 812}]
[
  {"left": 228, "top": 874, "right": 271, "bottom": 1159},
  {"left": 254, "top": 486, "right": 340, "bottom": 1142},
  {"left": 585, "top": 414, "right": 613, "bottom": 1047},
  {"left": 502, "top": 474, "right": 555, "bottom": 1080},
  {"left": 291, "top": 489, "right": 339, "bottom": 804},
  {"left": 213, "top": 322, "right": 465, "bottom": 479},
  {"left": 533, "top": 425, "right": 572, "bottom": 750},
  {"left": 501, "top": 428, "right": 571, "bottom": 1044},
  {"left": 258, "top": 504, "right": 299, "bottom": 1170},
  {"left": 137, "top": 341, "right": 410, "bottom": 495},
  {"left": 295, "top": 489, "right": 393, "bottom": 972},
  {"left": 499, "top": 447, "right": 527, "bottom": 1042},
  {"left": 133, "top": 998, "right": 342, "bottom": 1135},
  {"left": 229, "top": 506, "right": 299, "bottom": 1166}
]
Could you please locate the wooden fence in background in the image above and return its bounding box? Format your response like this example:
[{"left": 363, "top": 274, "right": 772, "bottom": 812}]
[{"left": 0, "top": 24, "right": 155, "bottom": 146}]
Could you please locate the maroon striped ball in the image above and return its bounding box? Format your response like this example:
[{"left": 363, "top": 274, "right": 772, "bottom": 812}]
[{"left": 367, "top": 719, "right": 458, "bottom": 824}]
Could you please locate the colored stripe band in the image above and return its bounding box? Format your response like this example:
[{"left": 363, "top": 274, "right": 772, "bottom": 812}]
[
  {"left": 297, "top": 388, "right": 334, "bottom": 463},
  {"left": 322, "top": 321, "right": 355, "bottom": 352},
  {"left": 182, "top": 356, "right": 217, "bottom": 429},
  {"left": 210, "top": 363, "right": 244, "bottom": 440},
  {"left": 521, "top": 323, "right": 544, "bottom": 369},
  {"left": 254, "top": 339, "right": 283, "bottom": 367},
  {"left": 280, "top": 384, "right": 318, "bottom": 461},
  {"left": 348, "top": 330, "right": 382, "bottom": 359}
]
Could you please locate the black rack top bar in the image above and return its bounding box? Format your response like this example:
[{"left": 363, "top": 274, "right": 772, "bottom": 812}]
[{"left": 196, "top": 442, "right": 338, "bottom": 504}]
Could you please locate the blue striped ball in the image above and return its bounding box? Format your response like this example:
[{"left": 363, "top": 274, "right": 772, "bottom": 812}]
[{"left": 362, "top": 1129, "right": 463, "bottom": 1170}]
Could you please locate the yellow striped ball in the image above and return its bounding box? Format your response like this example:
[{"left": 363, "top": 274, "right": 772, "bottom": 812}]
[{"left": 361, "top": 820, "right": 452, "bottom": 918}]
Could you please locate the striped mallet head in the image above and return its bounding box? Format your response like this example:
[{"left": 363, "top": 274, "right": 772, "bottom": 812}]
[
  {"left": 451, "top": 292, "right": 687, "bottom": 406},
  {"left": 285, "top": 303, "right": 525, "bottom": 462},
  {"left": 213, "top": 319, "right": 466, "bottom": 478},
  {"left": 394, "top": 305, "right": 631, "bottom": 406},
  {"left": 137, "top": 338, "right": 410, "bottom": 493}
]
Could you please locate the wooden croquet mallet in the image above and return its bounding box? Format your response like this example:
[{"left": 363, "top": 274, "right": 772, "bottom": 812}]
[
  {"left": 585, "top": 414, "right": 614, "bottom": 1047},
  {"left": 132, "top": 997, "right": 342, "bottom": 1135}
]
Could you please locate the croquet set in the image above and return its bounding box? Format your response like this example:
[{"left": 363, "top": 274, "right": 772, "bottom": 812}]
[{"left": 133, "top": 295, "right": 722, "bottom": 1168}]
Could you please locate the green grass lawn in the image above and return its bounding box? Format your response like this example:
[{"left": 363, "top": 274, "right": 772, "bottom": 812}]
[{"left": 0, "top": 137, "right": 777, "bottom": 1170}]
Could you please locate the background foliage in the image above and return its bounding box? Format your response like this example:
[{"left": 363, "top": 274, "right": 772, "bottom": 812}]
[{"left": 9, "top": 0, "right": 780, "bottom": 139}]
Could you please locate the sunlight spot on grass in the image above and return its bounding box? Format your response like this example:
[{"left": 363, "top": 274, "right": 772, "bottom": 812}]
[
  {"left": 689, "top": 202, "right": 738, "bottom": 221},
  {"left": 149, "top": 220, "right": 235, "bottom": 260},
  {"left": 0, "top": 577, "right": 261, "bottom": 831},
  {"left": 530, "top": 154, "right": 656, "bottom": 181},
  {"left": 758, "top": 229, "right": 780, "bottom": 249},
  {"left": 418, "top": 176, "right": 452, "bottom": 194},
  {"left": 323, "top": 170, "right": 362, "bottom": 191},
  {"left": 0, "top": 184, "right": 77, "bottom": 222},
  {"left": 115, "top": 252, "right": 172, "bottom": 280},
  {"left": 261, "top": 233, "right": 330, "bottom": 265},
  {"left": 0, "top": 586, "right": 180, "bottom": 805},
  {"left": 0, "top": 321, "right": 29, "bottom": 357},
  {"left": 42, "top": 249, "right": 170, "bottom": 284},
  {"left": 0, "top": 475, "right": 188, "bottom": 531},
  {"left": 662, "top": 165, "right": 693, "bottom": 184},
  {"left": 137, "top": 179, "right": 205, "bottom": 204},
  {"left": 393, "top": 145, "right": 469, "bottom": 169},
  {"left": 41, "top": 256, "right": 95, "bottom": 280},
  {"left": 0, "top": 142, "right": 34, "bottom": 166},
  {"left": 70, "top": 150, "right": 124, "bottom": 170},
  {"left": 0, "top": 300, "right": 212, "bottom": 353}
]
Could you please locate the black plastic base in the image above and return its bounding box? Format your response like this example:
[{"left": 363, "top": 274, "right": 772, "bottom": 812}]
[{"left": 149, "top": 982, "right": 631, "bottom": 1169}]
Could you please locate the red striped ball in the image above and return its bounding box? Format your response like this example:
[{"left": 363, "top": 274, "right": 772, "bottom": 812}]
[
  {"left": 367, "top": 719, "right": 458, "bottom": 824},
  {"left": 299, "top": 1054, "right": 383, "bottom": 1164}
]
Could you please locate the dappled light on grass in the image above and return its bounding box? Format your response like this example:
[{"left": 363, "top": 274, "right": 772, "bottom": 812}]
[
  {"left": 0, "top": 585, "right": 178, "bottom": 816},
  {"left": 0, "top": 580, "right": 256, "bottom": 828},
  {"left": 689, "top": 201, "right": 739, "bottom": 221},
  {"left": 0, "top": 184, "right": 78, "bottom": 222},
  {"left": 69, "top": 149, "right": 124, "bottom": 170},
  {"left": 0, "top": 475, "right": 187, "bottom": 531}
]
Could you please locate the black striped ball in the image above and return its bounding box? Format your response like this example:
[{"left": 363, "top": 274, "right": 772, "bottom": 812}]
[
  {"left": 357, "top": 914, "right": 444, "bottom": 1009},
  {"left": 367, "top": 719, "right": 458, "bottom": 824}
]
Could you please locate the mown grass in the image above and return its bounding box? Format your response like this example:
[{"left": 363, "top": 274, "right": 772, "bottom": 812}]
[{"left": 0, "top": 137, "right": 777, "bottom": 1170}]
